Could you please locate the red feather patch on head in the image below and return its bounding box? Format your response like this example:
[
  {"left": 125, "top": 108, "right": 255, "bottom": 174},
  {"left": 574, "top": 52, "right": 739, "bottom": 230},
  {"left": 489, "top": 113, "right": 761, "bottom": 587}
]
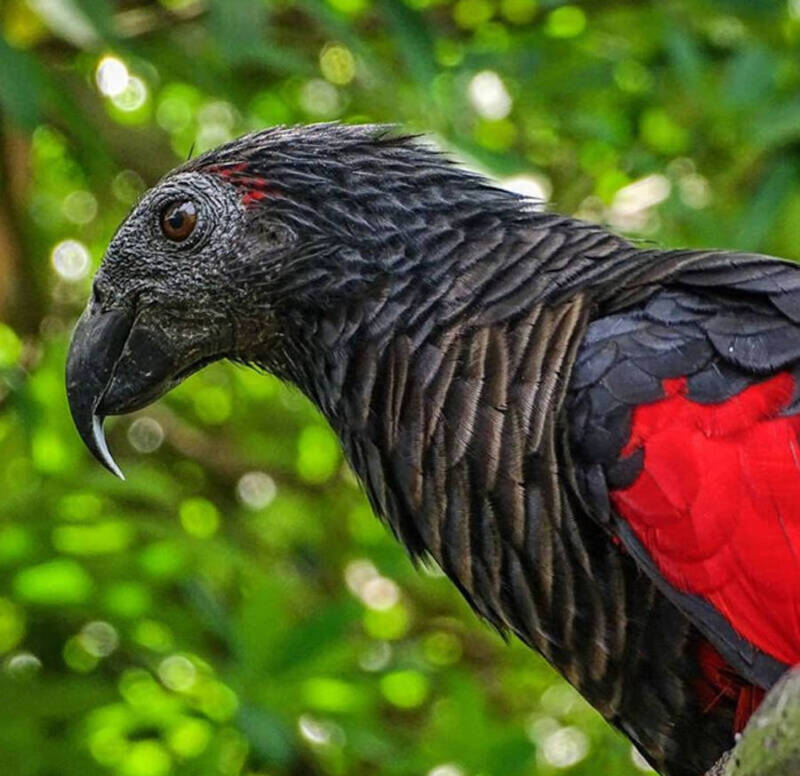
[
  {"left": 205, "top": 163, "right": 272, "bottom": 208},
  {"left": 612, "top": 371, "right": 800, "bottom": 668}
]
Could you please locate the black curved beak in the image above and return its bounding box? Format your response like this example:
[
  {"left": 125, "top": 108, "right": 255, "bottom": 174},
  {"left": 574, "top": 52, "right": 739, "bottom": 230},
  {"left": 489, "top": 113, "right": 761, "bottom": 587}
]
[
  {"left": 66, "top": 305, "right": 181, "bottom": 479},
  {"left": 66, "top": 307, "right": 133, "bottom": 478}
]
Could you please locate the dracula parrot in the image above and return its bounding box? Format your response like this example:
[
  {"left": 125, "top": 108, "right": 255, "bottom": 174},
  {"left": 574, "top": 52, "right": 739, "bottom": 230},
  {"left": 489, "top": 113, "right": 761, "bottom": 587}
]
[{"left": 66, "top": 124, "right": 800, "bottom": 776}]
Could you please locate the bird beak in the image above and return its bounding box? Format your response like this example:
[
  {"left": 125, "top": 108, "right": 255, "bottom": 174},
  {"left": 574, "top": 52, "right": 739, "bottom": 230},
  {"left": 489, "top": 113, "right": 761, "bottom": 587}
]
[{"left": 66, "top": 304, "right": 181, "bottom": 479}]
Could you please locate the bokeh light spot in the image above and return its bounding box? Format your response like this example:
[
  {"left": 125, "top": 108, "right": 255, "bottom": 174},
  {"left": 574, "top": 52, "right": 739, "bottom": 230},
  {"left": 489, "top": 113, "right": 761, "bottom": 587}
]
[
  {"left": 198, "top": 680, "right": 239, "bottom": 720},
  {"left": 103, "top": 581, "right": 152, "bottom": 618},
  {"left": 545, "top": 5, "right": 586, "bottom": 38},
  {"left": 453, "top": 0, "right": 493, "bottom": 29},
  {"left": 326, "top": 0, "right": 368, "bottom": 14},
  {"left": 179, "top": 498, "right": 220, "bottom": 538},
  {"left": 112, "top": 170, "right": 146, "bottom": 203},
  {"left": 423, "top": 631, "right": 462, "bottom": 666},
  {"left": 51, "top": 521, "right": 134, "bottom": 555},
  {"left": 428, "top": 766, "right": 465, "bottom": 776},
  {"left": 120, "top": 740, "right": 171, "bottom": 776},
  {"left": 679, "top": 173, "right": 711, "bottom": 209},
  {"left": 63, "top": 190, "right": 98, "bottom": 224},
  {"left": 64, "top": 634, "right": 100, "bottom": 673},
  {"left": 14, "top": 558, "right": 94, "bottom": 605},
  {"left": 58, "top": 492, "right": 103, "bottom": 523},
  {"left": 303, "top": 676, "right": 363, "bottom": 712},
  {"left": 542, "top": 726, "right": 590, "bottom": 768},
  {"left": 158, "top": 654, "right": 197, "bottom": 692},
  {"left": 236, "top": 471, "right": 277, "bottom": 510},
  {"left": 345, "top": 558, "right": 378, "bottom": 595},
  {"left": 31, "top": 428, "right": 69, "bottom": 473},
  {"left": 96, "top": 56, "right": 129, "bottom": 97},
  {"left": 138, "top": 540, "right": 187, "bottom": 579},
  {"left": 298, "top": 714, "right": 333, "bottom": 746},
  {"left": 380, "top": 669, "right": 429, "bottom": 708},
  {"left": 500, "top": 0, "right": 538, "bottom": 25},
  {"left": 363, "top": 602, "right": 410, "bottom": 640},
  {"left": 5, "top": 651, "right": 42, "bottom": 680},
  {"left": 609, "top": 174, "right": 671, "bottom": 231},
  {"left": 358, "top": 641, "right": 392, "bottom": 672},
  {"left": 640, "top": 108, "right": 689, "bottom": 155},
  {"left": 193, "top": 385, "right": 232, "bottom": 425},
  {"left": 52, "top": 239, "right": 90, "bottom": 281},
  {"left": 361, "top": 576, "right": 400, "bottom": 611},
  {"left": 297, "top": 425, "right": 340, "bottom": 483},
  {"left": 300, "top": 79, "right": 342, "bottom": 117},
  {"left": 128, "top": 417, "right": 165, "bottom": 453},
  {"left": 157, "top": 94, "right": 194, "bottom": 132},
  {"left": 167, "top": 717, "right": 212, "bottom": 758},
  {"left": 88, "top": 726, "right": 128, "bottom": 766},
  {"left": 541, "top": 683, "right": 582, "bottom": 716},
  {"left": 133, "top": 620, "right": 174, "bottom": 652},
  {"left": 468, "top": 71, "right": 512, "bottom": 120},
  {"left": 320, "top": 43, "right": 356, "bottom": 85},
  {"left": 119, "top": 667, "right": 164, "bottom": 708},
  {"left": 112, "top": 76, "right": 148, "bottom": 112},
  {"left": 502, "top": 173, "right": 551, "bottom": 204},
  {"left": 526, "top": 715, "right": 560, "bottom": 745},
  {"left": 80, "top": 620, "right": 119, "bottom": 657}
]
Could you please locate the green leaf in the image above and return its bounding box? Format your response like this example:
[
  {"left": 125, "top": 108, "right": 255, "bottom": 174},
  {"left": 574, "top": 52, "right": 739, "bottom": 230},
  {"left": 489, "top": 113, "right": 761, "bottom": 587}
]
[
  {"left": 736, "top": 160, "right": 798, "bottom": 252},
  {"left": 237, "top": 706, "right": 293, "bottom": 764},
  {"left": 376, "top": 0, "right": 436, "bottom": 87},
  {"left": 71, "top": 0, "right": 116, "bottom": 42},
  {"left": 207, "top": 0, "right": 309, "bottom": 73},
  {"left": 0, "top": 37, "right": 45, "bottom": 128}
]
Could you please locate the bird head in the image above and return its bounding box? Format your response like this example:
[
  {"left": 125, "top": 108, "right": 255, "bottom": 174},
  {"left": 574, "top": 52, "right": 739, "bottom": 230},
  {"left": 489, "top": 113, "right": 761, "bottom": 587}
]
[{"left": 66, "top": 123, "right": 523, "bottom": 477}]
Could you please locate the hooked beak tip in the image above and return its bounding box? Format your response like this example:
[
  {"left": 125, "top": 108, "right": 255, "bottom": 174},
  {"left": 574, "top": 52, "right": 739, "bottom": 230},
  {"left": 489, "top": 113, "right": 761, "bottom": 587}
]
[{"left": 91, "top": 414, "right": 125, "bottom": 480}]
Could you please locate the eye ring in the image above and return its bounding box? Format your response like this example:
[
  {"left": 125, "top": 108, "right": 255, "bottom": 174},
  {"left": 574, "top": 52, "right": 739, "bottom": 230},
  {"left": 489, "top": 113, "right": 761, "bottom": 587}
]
[{"left": 161, "top": 200, "right": 198, "bottom": 242}]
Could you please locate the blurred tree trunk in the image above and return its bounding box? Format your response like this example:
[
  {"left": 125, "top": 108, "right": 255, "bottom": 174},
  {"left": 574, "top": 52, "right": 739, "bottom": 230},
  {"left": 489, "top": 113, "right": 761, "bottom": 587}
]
[{"left": 0, "top": 116, "right": 44, "bottom": 333}]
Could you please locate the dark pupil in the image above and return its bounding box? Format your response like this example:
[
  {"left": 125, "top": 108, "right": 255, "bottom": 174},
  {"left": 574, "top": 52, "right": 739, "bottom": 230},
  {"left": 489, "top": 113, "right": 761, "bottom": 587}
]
[
  {"left": 163, "top": 201, "right": 196, "bottom": 240},
  {"left": 168, "top": 210, "right": 186, "bottom": 230}
]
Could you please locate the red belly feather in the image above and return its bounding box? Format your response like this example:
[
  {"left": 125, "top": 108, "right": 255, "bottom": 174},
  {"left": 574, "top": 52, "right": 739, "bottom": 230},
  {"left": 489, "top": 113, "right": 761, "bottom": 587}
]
[{"left": 611, "top": 372, "right": 800, "bottom": 667}]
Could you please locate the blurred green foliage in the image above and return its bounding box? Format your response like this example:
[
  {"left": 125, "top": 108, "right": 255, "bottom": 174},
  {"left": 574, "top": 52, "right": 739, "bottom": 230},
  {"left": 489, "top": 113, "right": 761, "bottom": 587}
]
[{"left": 1, "top": 1, "right": 800, "bottom": 774}]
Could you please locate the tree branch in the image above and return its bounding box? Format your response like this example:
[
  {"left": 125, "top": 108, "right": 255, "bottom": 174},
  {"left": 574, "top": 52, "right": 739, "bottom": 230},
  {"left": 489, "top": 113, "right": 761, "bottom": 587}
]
[{"left": 703, "top": 667, "right": 800, "bottom": 776}]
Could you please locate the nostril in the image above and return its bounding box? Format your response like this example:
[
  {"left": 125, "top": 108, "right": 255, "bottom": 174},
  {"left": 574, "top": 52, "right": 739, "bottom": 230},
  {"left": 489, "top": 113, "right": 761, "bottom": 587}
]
[{"left": 90, "top": 283, "right": 105, "bottom": 310}]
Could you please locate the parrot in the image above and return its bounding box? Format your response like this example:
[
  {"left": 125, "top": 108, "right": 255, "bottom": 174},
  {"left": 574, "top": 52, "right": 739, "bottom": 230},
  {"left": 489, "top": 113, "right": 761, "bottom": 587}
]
[{"left": 65, "top": 124, "right": 800, "bottom": 776}]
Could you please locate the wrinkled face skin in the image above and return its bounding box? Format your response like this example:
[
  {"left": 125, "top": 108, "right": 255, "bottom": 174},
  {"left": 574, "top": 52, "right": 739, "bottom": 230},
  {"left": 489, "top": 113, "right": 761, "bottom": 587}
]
[{"left": 65, "top": 169, "right": 296, "bottom": 477}]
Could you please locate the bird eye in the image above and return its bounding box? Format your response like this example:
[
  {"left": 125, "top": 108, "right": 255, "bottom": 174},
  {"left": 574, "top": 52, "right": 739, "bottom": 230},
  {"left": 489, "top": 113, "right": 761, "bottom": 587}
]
[{"left": 160, "top": 200, "right": 198, "bottom": 242}]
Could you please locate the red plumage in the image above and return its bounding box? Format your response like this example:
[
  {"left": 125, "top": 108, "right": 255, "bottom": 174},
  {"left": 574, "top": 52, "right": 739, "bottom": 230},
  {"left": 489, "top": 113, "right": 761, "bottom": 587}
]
[
  {"left": 612, "top": 372, "right": 800, "bottom": 666},
  {"left": 693, "top": 640, "right": 764, "bottom": 733}
]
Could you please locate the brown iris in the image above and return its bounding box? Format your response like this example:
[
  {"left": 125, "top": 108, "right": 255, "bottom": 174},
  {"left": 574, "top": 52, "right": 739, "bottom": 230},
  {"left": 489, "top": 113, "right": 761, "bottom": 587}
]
[{"left": 160, "top": 200, "right": 198, "bottom": 242}]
